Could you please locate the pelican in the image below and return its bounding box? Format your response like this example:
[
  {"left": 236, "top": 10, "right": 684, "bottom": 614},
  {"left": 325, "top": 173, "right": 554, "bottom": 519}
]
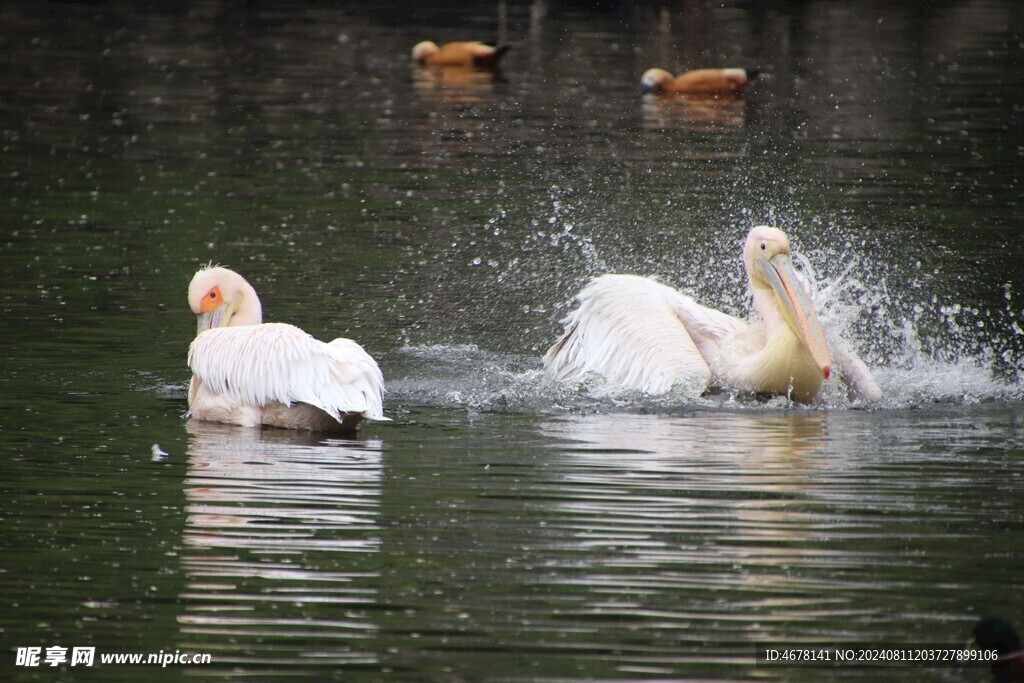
[
  {"left": 641, "top": 67, "right": 758, "bottom": 97},
  {"left": 543, "top": 226, "right": 882, "bottom": 403},
  {"left": 412, "top": 41, "right": 511, "bottom": 68},
  {"left": 186, "top": 266, "right": 388, "bottom": 432}
]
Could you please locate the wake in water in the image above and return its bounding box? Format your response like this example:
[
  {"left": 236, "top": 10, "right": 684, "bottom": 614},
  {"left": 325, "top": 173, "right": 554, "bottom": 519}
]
[
  {"left": 387, "top": 343, "right": 718, "bottom": 415},
  {"left": 387, "top": 338, "right": 1021, "bottom": 415}
]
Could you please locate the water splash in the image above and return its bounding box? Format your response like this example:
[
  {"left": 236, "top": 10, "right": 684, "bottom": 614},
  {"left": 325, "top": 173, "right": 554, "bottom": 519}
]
[
  {"left": 396, "top": 174, "right": 1022, "bottom": 412},
  {"left": 790, "top": 234, "right": 1024, "bottom": 407},
  {"left": 389, "top": 344, "right": 733, "bottom": 415},
  {"left": 388, "top": 344, "right": 555, "bottom": 414},
  {"left": 395, "top": 206, "right": 1022, "bottom": 412}
]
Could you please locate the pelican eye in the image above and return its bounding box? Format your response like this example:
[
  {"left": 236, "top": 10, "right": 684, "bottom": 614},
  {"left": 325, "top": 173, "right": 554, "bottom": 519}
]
[
  {"left": 209, "top": 291, "right": 218, "bottom": 299},
  {"left": 760, "top": 242, "right": 767, "bottom": 251}
]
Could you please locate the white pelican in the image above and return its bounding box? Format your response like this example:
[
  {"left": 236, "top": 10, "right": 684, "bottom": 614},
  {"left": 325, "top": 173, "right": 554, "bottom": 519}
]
[
  {"left": 543, "top": 226, "right": 882, "bottom": 403},
  {"left": 186, "top": 266, "right": 388, "bottom": 432}
]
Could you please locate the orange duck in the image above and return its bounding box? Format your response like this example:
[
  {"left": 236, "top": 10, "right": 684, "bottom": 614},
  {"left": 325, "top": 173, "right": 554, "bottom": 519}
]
[
  {"left": 641, "top": 67, "right": 758, "bottom": 97},
  {"left": 412, "top": 41, "right": 511, "bottom": 69}
]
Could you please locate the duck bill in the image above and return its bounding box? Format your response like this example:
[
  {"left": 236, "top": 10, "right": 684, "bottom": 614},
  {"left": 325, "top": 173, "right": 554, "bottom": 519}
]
[
  {"left": 757, "top": 254, "right": 832, "bottom": 379},
  {"left": 196, "top": 301, "right": 235, "bottom": 335}
]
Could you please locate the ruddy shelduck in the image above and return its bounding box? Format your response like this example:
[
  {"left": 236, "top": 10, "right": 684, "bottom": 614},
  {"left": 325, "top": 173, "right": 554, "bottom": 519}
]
[
  {"left": 641, "top": 67, "right": 758, "bottom": 97},
  {"left": 412, "top": 41, "right": 511, "bottom": 68}
]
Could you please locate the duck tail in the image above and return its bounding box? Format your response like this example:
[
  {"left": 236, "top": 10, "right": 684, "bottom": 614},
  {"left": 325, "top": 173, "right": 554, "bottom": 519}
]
[{"left": 475, "top": 45, "right": 512, "bottom": 69}]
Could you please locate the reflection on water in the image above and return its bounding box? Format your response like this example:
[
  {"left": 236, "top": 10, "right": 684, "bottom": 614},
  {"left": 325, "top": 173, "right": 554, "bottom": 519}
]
[
  {"left": 524, "top": 410, "right": 1018, "bottom": 676},
  {"left": 539, "top": 412, "right": 841, "bottom": 606},
  {"left": 346, "top": 408, "right": 1019, "bottom": 680},
  {"left": 413, "top": 67, "right": 507, "bottom": 106},
  {"left": 179, "top": 421, "right": 383, "bottom": 671},
  {"left": 641, "top": 93, "right": 747, "bottom": 134},
  {"left": 538, "top": 413, "right": 841, "bottom": 657}
]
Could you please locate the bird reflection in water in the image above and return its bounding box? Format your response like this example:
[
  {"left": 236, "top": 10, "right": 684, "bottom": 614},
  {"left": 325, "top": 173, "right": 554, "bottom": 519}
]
[
  {"left": 539, "top": 410, "right": 833, "bottom": 560},
  {"left": 408, "top": 66, "right": 509, "bottom": 172},
  {"left": 641, "top": 93, "right": 746, "bottom": 134},
  {"left": 412, "top": 65, "right": 507, "bottom": 106},
  {"left": 177, "top": 420, "right": 384, "bottom": 670},
  {"left": 537, "top": 412, "right": 875, "bottom": 649}
]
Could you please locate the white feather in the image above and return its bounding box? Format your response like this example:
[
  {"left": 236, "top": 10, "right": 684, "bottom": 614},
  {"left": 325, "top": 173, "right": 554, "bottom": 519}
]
[
  {"left": 188, "top": 323, "right": 387, "bottom": 423},
  {"left": 543, "top": 274, "right": 735, "bottom": 395}
]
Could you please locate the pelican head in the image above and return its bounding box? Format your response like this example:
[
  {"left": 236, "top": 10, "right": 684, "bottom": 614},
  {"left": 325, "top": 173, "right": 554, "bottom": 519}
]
[
  {"left": 641, "top": 68, "right": 674, "bottom": 93},
  {"left": 188, "top": 266, "right": 263, "bottom": 335},
  {"left": 411, "top": 41, "right": 439, "bottom": 65},
  {"left": 743, "top": 226, "right": 831, "bottom": 380}
]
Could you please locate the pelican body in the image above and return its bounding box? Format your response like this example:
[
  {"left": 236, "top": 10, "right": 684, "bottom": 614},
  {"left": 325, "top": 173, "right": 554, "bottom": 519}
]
[
  {"left": 412, "top": 41, "right": 511, "bottom": 68},
  {"left": 544, "top": 226, "right": 881, "bottom": 403},
  {"left": 186, "top": 267, "right": 387, "bottom": 432},
  {"left": 642, "top": 67, "right": 757, "bottom": 97}
]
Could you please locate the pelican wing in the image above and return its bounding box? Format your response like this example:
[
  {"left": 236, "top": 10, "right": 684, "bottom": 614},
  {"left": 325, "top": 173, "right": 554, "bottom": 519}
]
[
  {"left": 188, "top": 323, "right": 387, "bottom": 422},
  {"left": 544, "top": 274, "right": 732, "bottom": 395},
  {"left": 667, "top": 288, "right": 748, "bottom": 367},
  {"left": 324, "top": 337, "right": 388, "bottom": 420}
]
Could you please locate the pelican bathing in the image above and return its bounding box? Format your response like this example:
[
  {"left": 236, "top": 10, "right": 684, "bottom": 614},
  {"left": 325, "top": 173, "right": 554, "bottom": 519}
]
[{"left": 544, "top": 226, "right": 881, "bottom": 403}]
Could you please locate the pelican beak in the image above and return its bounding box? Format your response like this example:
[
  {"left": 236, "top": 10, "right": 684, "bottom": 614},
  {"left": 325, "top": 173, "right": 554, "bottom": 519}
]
[
  {"left": 757, "top": 254, "right": 832, "bottom": 379},
  {"left": 196, "top": 300, "right": 238, "bottom": 335},
  {"left": 196, "top": 307, "right": 221, "bottom": 335}
]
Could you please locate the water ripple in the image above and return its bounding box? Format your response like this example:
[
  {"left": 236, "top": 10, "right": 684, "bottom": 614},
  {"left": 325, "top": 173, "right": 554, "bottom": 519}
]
[{"left": 178, "top": 421, "right": 383, "bottom": 671}]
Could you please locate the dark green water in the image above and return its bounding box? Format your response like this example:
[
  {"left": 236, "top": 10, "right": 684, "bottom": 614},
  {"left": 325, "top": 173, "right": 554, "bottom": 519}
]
[{"left": 1, "top": 1, "right": 1022, "bottom": 681}]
